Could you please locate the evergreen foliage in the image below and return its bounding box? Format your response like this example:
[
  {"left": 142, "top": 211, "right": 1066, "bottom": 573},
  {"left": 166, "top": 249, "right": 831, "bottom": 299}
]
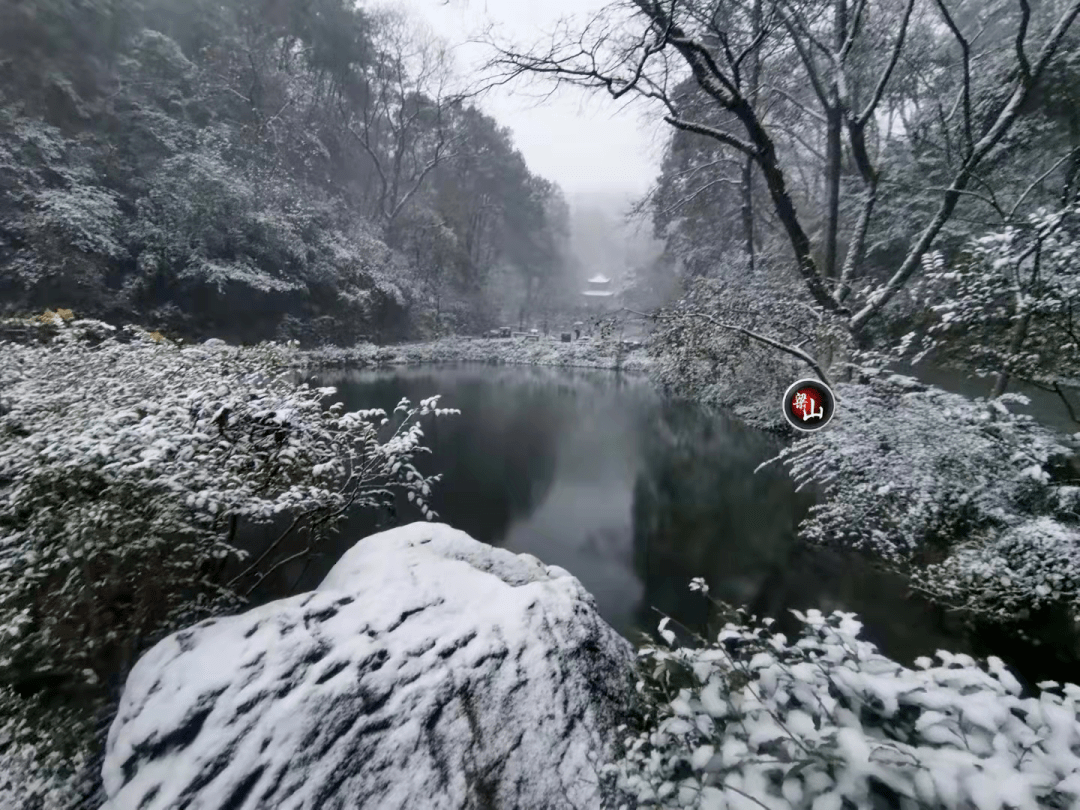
[{"left": 0, "top": 0, "right": 568, "bottom": 341}]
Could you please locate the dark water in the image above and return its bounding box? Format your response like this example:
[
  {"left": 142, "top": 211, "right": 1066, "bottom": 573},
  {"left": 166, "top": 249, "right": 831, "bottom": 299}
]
[
  {"left": 902, "top": 362, "right": 1079, "bottom": 434},
  {"left": 243, "top": 364, "right": 1032, "bottom": 675}
]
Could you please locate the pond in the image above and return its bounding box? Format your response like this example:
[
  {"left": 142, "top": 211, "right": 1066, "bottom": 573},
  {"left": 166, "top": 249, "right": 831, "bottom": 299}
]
[
  {"left": 250, "top": 365, "right": 1068, "bottom": 685},
  {"left": 900, "top": 361, "right": 1080, "bottom": 434}
]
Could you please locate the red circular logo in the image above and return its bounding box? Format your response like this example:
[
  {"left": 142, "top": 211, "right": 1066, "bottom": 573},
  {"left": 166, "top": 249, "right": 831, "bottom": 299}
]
[{"left": 782, "top": 379, "right": 835, "bottom": 431}]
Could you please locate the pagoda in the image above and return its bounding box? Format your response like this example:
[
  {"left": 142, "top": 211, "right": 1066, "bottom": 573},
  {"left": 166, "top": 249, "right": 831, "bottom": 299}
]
[{"left": 582, "top": 274, "right": 616, "bottom": 309}]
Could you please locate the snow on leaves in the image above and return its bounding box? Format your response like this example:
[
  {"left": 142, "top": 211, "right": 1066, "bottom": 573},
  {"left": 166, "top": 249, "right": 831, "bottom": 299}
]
[
  {"left": 606, "top": 599, "right": 1080, "bottom": 810},
  {"left": 0, "top": 685, "right": 96, "bottom": 810},
  {"left": 652, "top": 273, "right": 820, "bottom": 414},
  {"left": 294, "top": 333, "right": 653, "bottom": 372},
  {"left": 913, "top": 517, "right": 1080, "bottom": 622},
  {"left": 0, "top": 320, "right": 459, "bottom": 808},
  {"left": 0, "top": 319, "right": 454, "bottom": 692},
  {"left": 915, "top": 202, "right": 1080, "bottom": 388},
  {"left": 33, "top": 185, "right": 125, "bottom": 260},
  {"left": 765, "top": 373, "right": 1078, "bottom": 620},
  {"left": 649, "top": 271, "right": 844, "bottom": 418}
]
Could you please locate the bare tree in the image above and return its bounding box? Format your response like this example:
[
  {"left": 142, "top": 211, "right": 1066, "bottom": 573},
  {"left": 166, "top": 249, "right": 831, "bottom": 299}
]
[
  {"left": 486, "top": 0, "right": 1080, "bottom": 341},
  {"left": 346, "top": 13, "right": 465, "bottom": 235}
]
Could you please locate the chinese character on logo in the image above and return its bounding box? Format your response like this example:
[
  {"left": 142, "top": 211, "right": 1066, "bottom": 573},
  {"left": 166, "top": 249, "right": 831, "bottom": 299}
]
[
  {"left": 785, "top": 381, "right": 833, "bottom": 430},
  {"left": 795, "top": 391, "right": 824, "bottom": 421}
]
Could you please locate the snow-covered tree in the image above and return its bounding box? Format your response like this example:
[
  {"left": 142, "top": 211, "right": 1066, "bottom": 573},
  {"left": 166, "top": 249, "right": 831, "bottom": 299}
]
[
  {"left": 648, "top": 267, "right": 848, "bottom": 418},
  {"left": 916, "top": 202, "right": 1080, "bottom": 406},
  {"left": 765, "top": 371, "right": 1080, "bottom": 621}
]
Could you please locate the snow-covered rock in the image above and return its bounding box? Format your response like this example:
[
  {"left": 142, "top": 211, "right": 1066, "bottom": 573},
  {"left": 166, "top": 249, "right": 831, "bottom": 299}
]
[{"left": 101, "top": 522, "right": 636, "bottom": 810}]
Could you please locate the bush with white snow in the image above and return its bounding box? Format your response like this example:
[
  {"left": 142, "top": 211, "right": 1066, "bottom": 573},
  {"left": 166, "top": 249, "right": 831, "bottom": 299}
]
[
  {"left": 605, "top": 583, "right": 1080, "bottom": 810},
  {"left": 0, "top": 317, "right": 453, "bottom": 807},
  {"left": 766, "top": 371, "right": 1080, "bottom": 622},
  {"left": 296, "top": 333, "right": 652, "bottom": 372}
]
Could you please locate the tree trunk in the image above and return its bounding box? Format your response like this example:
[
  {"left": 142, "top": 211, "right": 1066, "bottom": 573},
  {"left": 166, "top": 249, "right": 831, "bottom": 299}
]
[
  {"left": 823, "top": 103, "right": 843, "bottom": 279},
  {"left": 992, "top": 309, "right": 1031, "bottom": 397},
  {"left": 741, "top": 154, "right": 755, "bottom": 272},
  {"left": 731, "top": 100, "right": 839, "bottom": 311},
  {"left": 741, "top": 0, "right": 763, "bottom": 274},
  {"left": 1062, "top": 113, "right": 1080, "bottom": 206},
  {"left": 822, "top": 0, "right": 847, "bottom": 280}
]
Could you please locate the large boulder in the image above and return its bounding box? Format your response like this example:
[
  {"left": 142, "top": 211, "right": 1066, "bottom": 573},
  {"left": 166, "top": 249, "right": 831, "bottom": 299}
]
[{"left": 101, "top": 523, "right": 636, "bottom": 810}]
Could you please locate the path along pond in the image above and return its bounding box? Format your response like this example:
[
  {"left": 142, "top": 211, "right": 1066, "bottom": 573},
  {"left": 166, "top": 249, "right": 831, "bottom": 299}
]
[{"left": 249, "top": 364, "right": 1077, "bottom": 687}]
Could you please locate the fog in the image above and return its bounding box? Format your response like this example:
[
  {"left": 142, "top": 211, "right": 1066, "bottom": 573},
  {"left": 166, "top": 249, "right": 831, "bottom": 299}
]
[
  {"left": 394, "top": 0, "right": 666, "bottom": 198},
  {"left": 567, "top": 191, "right": 665, "bottom": 289}
]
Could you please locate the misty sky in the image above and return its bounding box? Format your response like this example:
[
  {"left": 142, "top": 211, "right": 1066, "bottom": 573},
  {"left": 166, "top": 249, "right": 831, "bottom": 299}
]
[{"left": 395, "top": 0, "right": 665, "bottom": 201}]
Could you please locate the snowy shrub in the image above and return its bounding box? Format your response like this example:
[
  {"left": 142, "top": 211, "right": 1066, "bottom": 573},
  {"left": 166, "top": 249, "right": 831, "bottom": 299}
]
[
  {"left": 294, "top": 334, "right": 653, "bottom": 372},
  {"left": 605, "top": 588, "right": 1080, "bottom": 810},
  {"left": 914, "top": 203, "right": 1080, "bottom": 390},
  {"left": 0, "top": 686, "right": 98, "bottom": 810},
  {"left": 763, "top": 373, "right": 1080, "bottom": 624},
  {"left": 912, "top": 517, "right": 1080, "bottom": 621},
  {"left": 765, "top": 373, "right": 1072, "bottom": 562},
  {"left": 0, "top": 319, "right": 454, "bottom": 693},
  {"left": 31, "top": 185, "right": 126, "bottom": 260}
]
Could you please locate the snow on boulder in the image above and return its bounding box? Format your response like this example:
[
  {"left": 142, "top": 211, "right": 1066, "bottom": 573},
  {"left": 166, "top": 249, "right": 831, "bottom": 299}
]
[{"left": 101, "top": 522, "right": 636, "bottom": 810}]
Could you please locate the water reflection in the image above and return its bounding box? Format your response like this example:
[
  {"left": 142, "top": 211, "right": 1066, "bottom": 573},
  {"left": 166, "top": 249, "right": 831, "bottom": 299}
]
[
  {"left": 631, "top": 403, "right": 804, "bottom": 631},
  {"left": 252, "top": 365, "right": 1016, "bottom": 675},
  {"left": 627, "top": 403, "right": 978, "bottom": 664}
]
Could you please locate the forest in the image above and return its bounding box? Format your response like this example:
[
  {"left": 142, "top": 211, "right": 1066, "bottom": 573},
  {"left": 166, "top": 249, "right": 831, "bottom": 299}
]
[
  {"left": 0, "top": 0, "right": 574, "bottom": 344},
  {"left": 6, "top": 0, "right": 1080, "bottom": 808}
]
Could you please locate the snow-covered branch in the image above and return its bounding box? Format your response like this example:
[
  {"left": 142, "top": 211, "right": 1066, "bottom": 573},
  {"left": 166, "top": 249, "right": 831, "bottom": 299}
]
[{"left": 0, "top": 320, "right": 455, "bottom": 694}]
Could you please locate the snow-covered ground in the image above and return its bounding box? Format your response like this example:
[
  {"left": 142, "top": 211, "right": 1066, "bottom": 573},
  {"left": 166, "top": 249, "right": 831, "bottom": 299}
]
[
  {"left": 295, "top": 334, "right": 653, "bottom": 373},
  {"left": 101, "top": 522, "right": 635, "bottom": 810}
]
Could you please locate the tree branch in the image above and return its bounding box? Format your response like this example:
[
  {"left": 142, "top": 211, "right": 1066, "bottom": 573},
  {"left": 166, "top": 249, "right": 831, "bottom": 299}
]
[
  {"left": 1016, "top": 0, "right": 1032, "bottom": 83},
  {"left": 663, "top": 116, "right": 759, "bottom": 157},
  {"left": 931, "top": 0, "right": 974, "bottom": 156},
  {"left": 836, "top": 182, "right": 877, "bottom": 304},
  {"left": 851, "top": 0, "right": 1080, "bottom": 331},
  {"left": 856, "top": 0, "right": 916, "bottom": 126},
  {"left": 1009, "top": 148, "right": 1080, "bottom": 220},
  {"left": 626, "top": 307, "right": 833, "bottom": 387}
]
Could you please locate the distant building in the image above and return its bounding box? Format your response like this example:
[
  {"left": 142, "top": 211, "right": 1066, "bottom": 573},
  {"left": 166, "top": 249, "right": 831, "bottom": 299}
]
[
  {"left": 581, "top": 274, "right": 617, "bottom": 314},
  {"left": 575, "top": 274, "right": 620, "bottom": 336}
]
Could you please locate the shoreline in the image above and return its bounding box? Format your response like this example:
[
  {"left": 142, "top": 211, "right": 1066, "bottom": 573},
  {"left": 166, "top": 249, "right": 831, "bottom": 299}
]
[{"left": 291, "top": 334, "right": 654, "bottom": 373}]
